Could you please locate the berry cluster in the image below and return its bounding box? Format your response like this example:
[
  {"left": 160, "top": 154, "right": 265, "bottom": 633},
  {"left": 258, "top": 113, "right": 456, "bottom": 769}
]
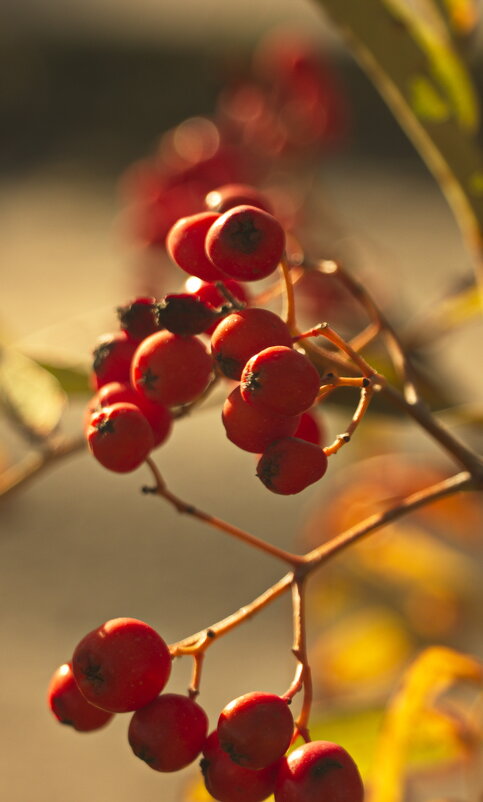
[
  {"left": 85, "top": 186, "right": 329, "bottom": 495},
  {"left": 66, "top": 32, "right": 368, "bottom": 802},
  {"left": 48, "top": 617, "right": 363, "bottom": 802}
]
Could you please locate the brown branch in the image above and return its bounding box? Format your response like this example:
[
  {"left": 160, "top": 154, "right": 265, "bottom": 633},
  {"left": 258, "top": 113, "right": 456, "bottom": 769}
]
[
  {"left": 0, "top": 435, "right": 85, "bottom": 500},
  {"left": 169, "top": 470, "right": 479, "bottom": 664},
  {"left": 170, "top": 571, "right": 295, "bottom": 656},
  {"left": 143, "top": 458, "right": 303, "bottom": 568},
  {"left": 315, "top": 259, "right": 420, "bottom": 404},
  {"left": 300, "top": 470, "right": 476, "bottom": 572}
]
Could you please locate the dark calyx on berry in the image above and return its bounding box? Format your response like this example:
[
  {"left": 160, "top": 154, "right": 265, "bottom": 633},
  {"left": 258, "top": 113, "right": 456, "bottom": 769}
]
[{"left": 222, "top": 213, "right": 264, "bottom": 254}]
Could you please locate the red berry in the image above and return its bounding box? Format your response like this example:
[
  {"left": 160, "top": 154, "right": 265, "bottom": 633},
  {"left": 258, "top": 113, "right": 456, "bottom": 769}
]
[
  {"left": 156, "top": 293, "right": 220, "bottom": 335},
  {"left": 205, "top": 184, "right": 272, "bottom": 215},
  {"left": 117, "top": 296, "right": 160, "bottom": 341},
  {"left": 201, "top": 732, "right": 281, "bottom": 802},
  {"left": 274, "top": 741, "right": 364, "bottom": 802},
  {"left": 240, "top": 346, "right": 320, "bottom": 417},
  {"left": 256, "top": 437, "right": 328, "bottom": 494},
  {"left": 91, "top": 330, "right": 138, "bottom": 390},
  {"left": 47, "top": 662, "right": 113, "bottom": 732},
  {"left": 167, "top": 212, "right": 227, "bottom": 281},
  {"left": 218, "top": 692, "right": 293, "bottom": 769},
  {"left": 92, "top": 382, "right": 172, "bottom": 448},
  {"left": 128, "top": 693, "right": 208, "bottom": 772},
  {"left": 131, "top": 330, "right": 213, "bottom": 407},
  {"left": 185, "top": 277, "right": 251, "bottom": 335},
  {"left": 294, "top": 410, "right": 324, "bottom": 446},
  {"left": 222, "top": 387, "right": 300, "bottom": 453},
  {"left": 186, "top": 277, "right": 250, "bottom": 310},
  {"left": 211, "top": 308, "right": 292, "bottom": 381},
  {"left": 87, "top": 402, "right": 154, "bottom": 473},
  {"left": 205, "top": 205, "right": 285, "bottom": 281},
  {"left": 72, "top": 617, "right": 172, "bottom": 714}
]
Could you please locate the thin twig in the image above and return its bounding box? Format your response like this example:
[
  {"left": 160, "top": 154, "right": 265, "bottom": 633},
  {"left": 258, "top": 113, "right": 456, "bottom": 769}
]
[
  {"left": 143, "top": 458, "right": 303, "bottom": 567},
  {"left": 316, "top": 259, "right": 419, "bottom": 402},
  {"left": 0, "top": 435, "right": 85, "bottom": 500},
  {"left": 300, "top": 470, "right": 476, "bottom": 572},
  {"left": 290, "top": 578, "right": 312, "bottom": 743},
  {"left": 170, "top": 572, "right": 295, "bottom": 656},
  {"left": 169, "top": 471, "right": 479, "bottom": 663},
  {"left": 323, "top": 383, "right": 375, "bottom": 456}
]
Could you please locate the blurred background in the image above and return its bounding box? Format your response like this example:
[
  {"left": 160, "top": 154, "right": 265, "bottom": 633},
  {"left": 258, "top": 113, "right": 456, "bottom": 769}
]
[{"left": 1, "top": 1, "right": 482, "bottom": 801}]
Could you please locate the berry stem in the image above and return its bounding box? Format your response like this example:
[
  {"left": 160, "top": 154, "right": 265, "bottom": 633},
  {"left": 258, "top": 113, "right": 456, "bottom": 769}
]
[
  {"left": 290, "top": 578, "right": 312, "bottom": 743},
  {"left": 348, "top": 320, "right": 381, "bottom": 352},
  {"left": 170, "top": 571, "right": 295, "bottom": 656},
  {"left": 295, "top": 262, "right": 483, "bottom": 479},
  {"left": 214, "top": 281, "right": 246, "bottom": 311},
  {"left": 323, "top": 382, "right": 375, "bottom": 456},
  {"left": 188, "top": 652, "right": 205, "bottom": 699},
  {"left": 315, "top": 259, "right": 420, "bottom": 404},
  {"left": 295, "top": 322, "right": 380, "bottom": 380},
  {"left": 143, "top": 458, "right": 303, "bottom": 566},
  {"left": 280, "top": 254, "right": 297, "bottom": 332},
  {"left": 172, "top": 374, "right": 221, "bottom": 420},
  {"left": 316, "top": 374, "right": 370, "bottom": 402}
]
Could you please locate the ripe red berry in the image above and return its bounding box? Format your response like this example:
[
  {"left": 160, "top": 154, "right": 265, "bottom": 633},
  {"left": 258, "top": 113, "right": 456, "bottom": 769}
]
[
  {"left": 131, "top": 330, "right": 213, "bottom": 407},
  {"left": 222, "top": 386, "right": 300, "bottom": 453},
  {"left": 72, "top": 617, "right": 172, "bottom": 714},
  {"left": 205, "top": 205, "right": 285, "bottom": 281},
  {"left": 117, "top": 296, "right": 159, "bottom": 342},
  {"left": 47, "top": 662, "right": 114, "bottom": 732},
  {"left": 240, "top": 346, "right": 320, "bottom": 417},
  {"left": 91, "top": 382, "right": 172, "bottom": 447},
  {"left": 201, "top": 731, "right": 281, "bottom": 802},
  {"left": 256, "top": 437, "right": 328, "bottom": 494},
  {"left": 167, "top": 211, "right": 227, "bottom": 281},
  {"left": 91, "top": 330, "right": 138, "bottom": 390},
  {"left": 217, "top": 692, "right": 293, "bottom": 769},
  {"left": 205, "top": 184, "right": 272, "bottom": 215},
  {"left": 87, "top": 402, "right": 154, "bottom": 473},
  {"left": 211, "top": 308, "right": 292, "bottom": 380},
  {"left": 185, "top": 277, "right": 251, "bottom": 335},
  {"left": 274, "top": 741, "right": 364, "bottom": 802},
  {"left": 156, "top": 293, "right": 220, "bottom": 335},
  {"left": 293, "top": 409, "right": 324, "bottom": 446},
  {"left": 128, "top": 693, "right": 208, "bottom": 772},
  {"left": 187, "top": 277, "right": 250, "bottom": 309}
]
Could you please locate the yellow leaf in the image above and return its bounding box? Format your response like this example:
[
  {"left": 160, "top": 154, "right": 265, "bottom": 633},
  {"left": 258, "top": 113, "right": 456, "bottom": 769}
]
[
  {"left": 353, "top": 523, "right": 476, "bottom": 597},
  {"left": 369, "top": 647, "right": 483, "bottom": 802},
  {"left": 409, "top": 75, "right": 451, "bottom": 122},
  {"left": 312, "top": 607, "right": 412, "bottom": 698},
  {"left": 441, "top": 0, "right": 478, "bottom": 34}
]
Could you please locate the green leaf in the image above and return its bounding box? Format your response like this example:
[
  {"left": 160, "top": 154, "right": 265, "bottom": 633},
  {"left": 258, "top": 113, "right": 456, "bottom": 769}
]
[
  {"left": 0, "top": 346, "right": 66, "bottom": 441},
  {"left": 38, "top": 361, "right": 91, "bottom": 395},
  {"left": 382, "top": 0, "right": 479, "bottom": 130}
]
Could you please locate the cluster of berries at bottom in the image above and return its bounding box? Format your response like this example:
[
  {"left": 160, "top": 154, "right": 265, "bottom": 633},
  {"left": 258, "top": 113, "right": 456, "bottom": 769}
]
[
  {"left": 48, "top": 617, "right": 364, "bottom": 802},
  {"left": 86, "top": 186, "right": 328, "bottom": 495}
]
